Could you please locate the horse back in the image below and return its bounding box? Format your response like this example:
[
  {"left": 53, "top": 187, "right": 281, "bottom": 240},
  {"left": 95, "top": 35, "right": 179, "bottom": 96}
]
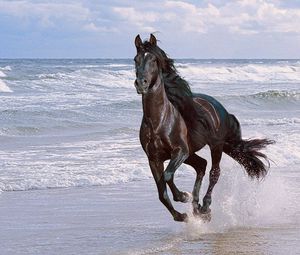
[
  {"left": 192, "top": 93, "right": 228, "bottom": 130},
  {"left": 176, "top": 93, "right": 230, "bottom": 150}
]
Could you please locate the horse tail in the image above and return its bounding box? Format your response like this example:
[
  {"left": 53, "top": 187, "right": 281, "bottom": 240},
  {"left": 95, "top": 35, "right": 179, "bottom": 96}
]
[{"left": 223, "top": 114, "right": 275, "bottom": 179}]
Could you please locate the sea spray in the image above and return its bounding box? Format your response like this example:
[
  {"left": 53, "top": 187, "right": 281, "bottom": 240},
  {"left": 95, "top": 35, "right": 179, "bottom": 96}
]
[{"left": 183, "top": 162, "right": 294, "bottom": 239}]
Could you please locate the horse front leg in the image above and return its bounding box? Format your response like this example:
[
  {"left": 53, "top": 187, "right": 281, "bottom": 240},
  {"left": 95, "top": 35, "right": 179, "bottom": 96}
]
[
  {"left": 163, "top": 148, "right": 190, "bottom": 203},
  {"left": 167, "top": 175, "right": 192, "bottom": 203},
  {"left": 163, "top": 148, "right": 189, "bottom": 182},
  {"left": 201, "top": 144, "right": 223, "bottom": 215},
  {"left": 149, "top": 160, "right": 187, "bottom": 222}
]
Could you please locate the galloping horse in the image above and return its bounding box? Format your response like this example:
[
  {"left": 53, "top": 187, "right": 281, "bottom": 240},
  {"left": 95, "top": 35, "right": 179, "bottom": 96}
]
[{"left": 134, "top": 34, "right": 274, "bottom": 222}]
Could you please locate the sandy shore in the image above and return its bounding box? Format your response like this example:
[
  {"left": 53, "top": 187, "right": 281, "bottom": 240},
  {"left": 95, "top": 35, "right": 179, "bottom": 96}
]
[{"left": 0, "top": 177, "right": 299, "bottom": 255}]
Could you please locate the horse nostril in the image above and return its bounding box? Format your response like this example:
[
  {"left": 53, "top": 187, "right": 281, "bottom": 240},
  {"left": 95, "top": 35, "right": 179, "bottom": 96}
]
[{"left": 143, "top": 79, "right": 147, "bottom": 84}]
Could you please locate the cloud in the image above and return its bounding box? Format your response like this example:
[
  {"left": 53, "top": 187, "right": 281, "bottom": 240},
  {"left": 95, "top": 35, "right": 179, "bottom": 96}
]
[
  {"left": 1, "top": 0, "right": 299, "bottom": 35},
  {"left": 111, "top": 0, "right": 300, "bottom": 35},
  {"left": 0, "top": 0, "right": 115, "bottom": 33},
  {"left": 222, "top": 0, "right": 300, "bottom": 34},
  {"left": 83, "top": 22, "right": 117, "bottom": 33},
  {"left": 0, "top": 1, "right": 91, "bottom": 27},
  {"left": 0, "top": 0, "right": 299, "bottom": 58},
  {"left": 113, "top": 6, "right": 157, "bottom": 32},
  {"left": 163, "top": 1, "right": 209, "bottom": 33}
]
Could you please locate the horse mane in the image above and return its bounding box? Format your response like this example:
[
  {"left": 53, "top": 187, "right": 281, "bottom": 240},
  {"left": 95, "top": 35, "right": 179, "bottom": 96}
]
[{"left": 142, "top": 41, "right": 193, "bottom": 110}]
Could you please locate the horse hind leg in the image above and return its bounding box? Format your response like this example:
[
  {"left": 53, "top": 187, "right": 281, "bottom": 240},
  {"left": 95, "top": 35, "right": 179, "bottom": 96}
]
[
  {"left": 201, "top": 144, "right": 223, "bottom": 216},
  {"left": 184, "top": 154, "right": 207, "bottom": 215}
]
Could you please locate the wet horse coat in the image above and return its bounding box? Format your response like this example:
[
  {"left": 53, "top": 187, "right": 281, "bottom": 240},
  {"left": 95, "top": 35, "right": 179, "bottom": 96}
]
[{"left": 193, "top": 96, "right": 221, "bottom": 132}]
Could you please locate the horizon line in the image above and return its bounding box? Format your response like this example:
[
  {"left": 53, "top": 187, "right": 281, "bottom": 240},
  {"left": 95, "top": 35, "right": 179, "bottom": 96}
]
[{"left": 1, "top": 57, "right": 300, "bottom": 60}]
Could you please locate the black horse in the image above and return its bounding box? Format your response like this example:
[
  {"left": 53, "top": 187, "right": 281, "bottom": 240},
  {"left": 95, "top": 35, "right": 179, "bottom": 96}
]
[{"left": 134, "top": 34, "right": 274, "bottom": 222}]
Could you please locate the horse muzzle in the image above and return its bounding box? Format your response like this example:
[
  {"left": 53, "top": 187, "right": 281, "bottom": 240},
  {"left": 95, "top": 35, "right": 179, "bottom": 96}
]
[{"left": 134, "top": 79, "right": 149, "bottom": 94}]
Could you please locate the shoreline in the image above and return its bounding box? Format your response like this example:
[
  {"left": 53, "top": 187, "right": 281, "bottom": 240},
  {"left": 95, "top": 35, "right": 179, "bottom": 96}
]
[{"left": 0, "top": 176, "right": 299, "bottom": 255}]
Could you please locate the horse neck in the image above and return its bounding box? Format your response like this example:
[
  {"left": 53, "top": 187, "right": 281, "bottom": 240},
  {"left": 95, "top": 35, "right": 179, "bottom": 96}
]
[{"left": 142, "top": 74, "right": 171, "bottom": 128}]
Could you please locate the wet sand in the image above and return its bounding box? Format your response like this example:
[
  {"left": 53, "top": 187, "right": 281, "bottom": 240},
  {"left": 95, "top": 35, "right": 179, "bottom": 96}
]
[{"left": 0, "top": 174, "right": 299, "bottom": 255}]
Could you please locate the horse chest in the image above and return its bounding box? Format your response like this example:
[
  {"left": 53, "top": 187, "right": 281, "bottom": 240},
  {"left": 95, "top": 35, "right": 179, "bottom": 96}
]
[{"left": 140, "top": 124, "right": 170, "bottom": 160}]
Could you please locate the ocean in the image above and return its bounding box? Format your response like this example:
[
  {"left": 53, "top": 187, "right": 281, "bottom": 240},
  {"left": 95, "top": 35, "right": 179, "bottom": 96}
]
[{"left": 0, "top": 59, "right": 299, "bottom": 254}]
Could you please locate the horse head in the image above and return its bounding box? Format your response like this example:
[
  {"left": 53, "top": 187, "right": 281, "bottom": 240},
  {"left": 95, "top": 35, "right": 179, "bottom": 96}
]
[{"left": 134, "top": 34, "right": 161, "bottom": 95}]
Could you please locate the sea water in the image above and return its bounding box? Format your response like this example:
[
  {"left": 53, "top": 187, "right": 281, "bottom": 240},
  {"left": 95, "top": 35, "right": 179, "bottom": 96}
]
[{"left": 0, "top": 59, "right": 299, "bottom": 231}]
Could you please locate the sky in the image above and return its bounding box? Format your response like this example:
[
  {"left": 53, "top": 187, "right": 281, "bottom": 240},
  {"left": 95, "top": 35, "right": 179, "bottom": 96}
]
[{"left": 0, "top": 0, "right": 300, "bottom": 58}]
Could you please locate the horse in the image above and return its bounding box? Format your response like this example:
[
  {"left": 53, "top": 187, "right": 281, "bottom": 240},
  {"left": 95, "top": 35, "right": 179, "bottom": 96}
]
[{"left": 134, "top": 34, "right": 274, "bottom": 222}]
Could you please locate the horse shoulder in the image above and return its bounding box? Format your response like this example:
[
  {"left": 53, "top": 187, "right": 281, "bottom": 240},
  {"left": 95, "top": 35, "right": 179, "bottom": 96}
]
[
  {"left": 139, "top": 118, "right": 170, "bottom": 161},
  {"left": 139, "top": 119, "right": 151, "bottom": 151},
  {"left": 164, "top": 105, "right": 190, "bottom": 152}
]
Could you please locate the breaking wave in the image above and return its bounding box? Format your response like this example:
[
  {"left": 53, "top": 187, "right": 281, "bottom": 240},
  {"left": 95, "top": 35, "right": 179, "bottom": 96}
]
[
  {"left": 0, "top": 59, "right": 299, "bottom": 194},
  {"left": 177, "top": 62, "right": 300, "bottom": 84},
  {"left": 250, "top": 90, "right": 299, "bottom": 100},
  {"left": 0, "top": 80, "right": 12, "bottom": 92},
  {"left": 0, "top": 66, "right": 13, "bottom": 92}
]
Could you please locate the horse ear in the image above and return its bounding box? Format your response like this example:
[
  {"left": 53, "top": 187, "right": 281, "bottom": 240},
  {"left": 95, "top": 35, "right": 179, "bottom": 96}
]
[
  {"left": 149, "top": 34, "right": 157, "bottom": 46},
  {"left": 135, "top": 34, "right": 142, "bottom": 49}
]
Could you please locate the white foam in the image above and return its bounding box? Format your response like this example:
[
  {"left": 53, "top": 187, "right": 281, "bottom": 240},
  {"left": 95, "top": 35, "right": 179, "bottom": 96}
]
[
  {"left": 38, "top": 68, "right": 135, "bottom": 89},
  {"left": 184, "top": 164, "right": 295, "bottom": 238},
  {"left": 0, "top": 124, "right": 299, "bottom": 192},
  {"left": 75, "top": 69, "right": 135, "bottom": 89},
  {"left": 104, "top": 63, "right": 132, "bottom": 68},
  {"left": 0, "top": 67, "right": 13, "bottom": 92},
  {"left": 177, "top": 63, "right": 300, "bottom": 84},
  {"left": 0, "top": 70, "right": 7, "bottom": 77},
  {"left": 265, "top": 132, "right": 300, "bottom": 167},
  {"left": 0, "top": 65, "right": 11, "bottom": 71},
  {"left": 0, "top": 80, "right": 12, "bottom": 92},
  {"left": 0, "top": 137, "right": 151, "bottom": 192},
  {"left": 242, "top": 117, "right": 300, "bottom": 127}
]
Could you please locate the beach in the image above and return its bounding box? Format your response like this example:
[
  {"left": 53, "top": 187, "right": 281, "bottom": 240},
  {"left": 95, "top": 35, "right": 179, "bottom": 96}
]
[
  {"left": 0, "top": 59, "right": 300, "bottom": 254},
  {"left": 1, "top": 175, "right": 299, "bottom": 255}
]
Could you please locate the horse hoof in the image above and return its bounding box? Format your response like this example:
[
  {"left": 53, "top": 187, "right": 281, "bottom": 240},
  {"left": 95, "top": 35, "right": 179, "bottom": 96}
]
[
  {"left": 174, "top": 191, "right": 192, "bottom": 203},
  {"left": 174, "top": 213, "right": 188, "bottom": 222},
  {"left": 200, "top": 207, "right": 211, "bottom": 215},
  {"left": 182, "top": 191, "right": 192, "bottom": 203},
  {"left": 199, "top": 212, "right": 211, "bottom": 222},
  {"left": 193, "top": 206, "right": 212, "bottom": 222}
]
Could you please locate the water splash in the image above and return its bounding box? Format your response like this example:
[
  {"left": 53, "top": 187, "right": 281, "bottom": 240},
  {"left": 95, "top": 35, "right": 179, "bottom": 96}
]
[{"left": 183, "top": 163, "right": 295, "bottom": 239}]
